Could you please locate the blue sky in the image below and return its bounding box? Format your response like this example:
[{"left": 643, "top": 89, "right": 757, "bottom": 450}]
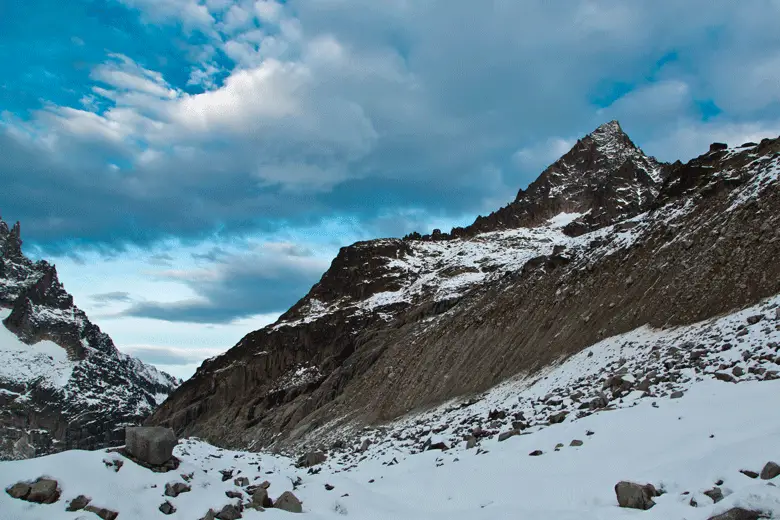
[{"left": 2, "top": 0, "right": 780, "bottom": 379}]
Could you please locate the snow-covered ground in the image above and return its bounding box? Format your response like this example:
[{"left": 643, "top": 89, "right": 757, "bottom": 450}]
[{"left": 2, "top": 296, "right": 779, "bottom": 519}]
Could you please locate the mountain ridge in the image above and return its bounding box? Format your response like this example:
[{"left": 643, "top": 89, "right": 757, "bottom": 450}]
[
  {"left": 0, "top": 220, "right": 180, "bottom": 460},
  {"left": 148, "top": 121, "right": 780, "bottom": 454}
]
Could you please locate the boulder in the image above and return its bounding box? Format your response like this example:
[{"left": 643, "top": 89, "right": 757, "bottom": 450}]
[
  {"left": 703, "top": 487, "right": 724, "bottom": 503},
  {"left": 234, "top": 476, "right": 250, "bottom": 487},
  {"left": 760, "top": 461, "right": 780, "bottom": 480},
  {"left": 27, "top": 478, "right": 60, "bottom": 504},
  {"left": 159, "top": 501, "right": 176, "bottom": 515},
  {"left": 215, "top": 504, "right": 242, "bottom": 520},
  {"left": 6, "top": 482, "right": 31, "bottom": 500},
  {"left": 746, "top": 315, "right": 764, "bottom": 325},
  {"left": 297, "top": 451, "right": 326, "bottom": 468},
  {"left": 498, "top": 430, "right": 519, "bottom": 442},
  {"left": 125, "top": 427, "right": 177, "bottom": 466},
  {"left": 614, "top": 481, "right": 658, "bottom": 510},
  {"left": 570, "top": 439, "right": 584, "bottom": 447},
  {"left": 251, "top": 486, "right": 273, "bottom": 509},
  {"left": 740, "top": 469, "right": 759, "bottom": 479},
  {"left": 165, "top": 481, "right": 191, "bottom": 497},
  {"left": 529, "top": 450, "right": 543, "bottom": 456},
  {"left": 465, "top": 436, "right": 477, "bottom": 449},
  {"left": 549, "top": 411, "right": 568, "bottom": 424},
  {"left": 66, "top": 495, "right": 92, "bottom": 511},
  {"left": 84, "top": 505, "right": 120, "bottom": 520},
  {"left": 275, "top": 491, "right": 303, "bottom": 513},
  {"left": 707, "top": 508, "right": 762, "bottom": 520}
]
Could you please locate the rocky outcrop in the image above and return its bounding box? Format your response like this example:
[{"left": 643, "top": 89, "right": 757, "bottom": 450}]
[
  {"left": 0, "top": 220, "right": 179, "bottom": 460},
  {"left": 148, "top": 123, "right": 780, "bottom": 455}
]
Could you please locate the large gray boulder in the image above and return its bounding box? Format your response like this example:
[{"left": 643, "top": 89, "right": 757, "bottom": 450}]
[
  {"left": 125, "top": 427, "right": 177, "bottom": 466},
  {"left": 760, "top": 461, "right": 780, "bottom": 480},
  {"left": 708, "top": 508, "right": 762, "bottom": 520},
  {"left": 614, "top": 481, "right": 658, "bottom": 510},
  {"left": 274, "top": 491, "right": 303, "bottom": 513}
]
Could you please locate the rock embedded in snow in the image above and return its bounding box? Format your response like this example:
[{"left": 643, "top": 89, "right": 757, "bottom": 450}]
[
  {"left": 234, "top": 476, "right": 249, "bottom": 487},
  {"left": 614, "top": 481, "right": 658, "bottom": 510},
  {"left": 671, "top": 390, "right": 685, "bottom": 399},
  {"left": 125, "top": 427, "right": 177, "bottom": 466},
  {"left": 549, "top": 411, "right": 568, "bottom": 424},
  {"left": 250, "top": 486, "right": 273, "bottom": 509},
  {"left": 215, "top": 504, "right": 242, "bottom": 520},
  {"left": 570, "top": 439, "right": 583, "bottom": 447},
  {"left": 6, "top": 482, "right": 31, "bottom": 500},
  {"left": 497, "top": 430, "right": 519, "bottom": 442},
  {"left": 66, "top": 494, "right": 91, "bottom": 511},
  {"left": 164, "top": 481, "right": 191, "bottom": 497},
  {"left": 707, "top": 508, "right": 763, "bottom": 520},
  {"left": 740, "top": 469, "right": 759, "bottom": 479},
  {"left": 297, "top": 451, "right": 326, "bottom": 468},
  {"left": 760, "top": 461, "right": 780, "bottom": 480},
  {"left": 274, "top": 491, "right": 303, "bottom": 513},
  {"left": 159, "top": 500, "right": 176, "bottom": 515},
  {"left": 704, "top": 487, "right": 724, "bottom": 503},
  {"left": 25, "top": 478, "right": 60, "bottom": 504},
  {"left": 529, "top": 450, "right": 543, "bottom": 456},
  {"left": 465, "top": 436, "right": 477, "bottom": 449},
  {"left": 84, "top": 505, "right": 119, "bottom": 520},
  {"left": 747, "top": 315, "right": 764, "bottom": 325}
]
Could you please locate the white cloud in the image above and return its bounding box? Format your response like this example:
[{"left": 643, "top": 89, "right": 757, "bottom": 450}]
[{"left": 513, "top": 138, "right": 576, "bottom": 171}]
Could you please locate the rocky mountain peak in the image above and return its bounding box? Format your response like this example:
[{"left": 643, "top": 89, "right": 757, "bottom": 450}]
[{"left": 0, "top": 218, "right": 23, "bottom": 260}]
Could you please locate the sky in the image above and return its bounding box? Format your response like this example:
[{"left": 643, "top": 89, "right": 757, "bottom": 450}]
[{"left": 2, "top": 0, "right": 780, "bottom": 380}]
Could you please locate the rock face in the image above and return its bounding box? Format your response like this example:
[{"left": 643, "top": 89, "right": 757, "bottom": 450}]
[
  {"left": 148, "top": 123, "right": 780, "bottom": 454},
  {"left": 126, "top": 427, "right": 177, "bottom": 466},
  {"left": 614, "top": 481, "right": 658, "bottom": 510},
  {"left": 0, "top": 219, "right": 179, "bottom": 460}
]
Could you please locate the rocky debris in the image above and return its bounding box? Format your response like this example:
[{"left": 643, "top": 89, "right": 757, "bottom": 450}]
[
  {"left": 707, "top": 508, "right": 763, "bottom": 520},
  {"left": 225, "top": 490, "right": 243, "bottom": 499},
  {"left": 103, "top": 459, "right": 123, "bottom": 472},
  {"left": 84, "top": 505, "right": 120, "bottom": 520},
  {"left": 159, "top": 500, "right": 176, "bottom": 515},
  {"left": 274, "top": 491, "right": 303, "bottom": 513},
  {"left": 125, "top": 427, "right": 177, "bottom": 466},
  {"left": 164, "top": 481, "right": 191, "bottom": 497},
  {"left": 548, "top": 411, "right": 568, "bottom": 424},
  {"left": 297, "top": 451, "right": 326, "bottom": 468},
  {"left": 5, "top": 477, "right": 60, "bottom": 504},
  {"left": 359, "top": 439, "right": 372, "bottom": 453},
  {"left": 251, "top": 487, "right": 273, "bottom": 509},
  {"left": 570, "top": 439, "right": 583, "bottom": 447},
  {"left": 497, "top": 430, "right": 519, "bottom": 442},
  {"left": 740, "top": 469, "right": 759, "bottom": 479},
  {"left": 747, "top": 315, "right": 764, "bottom": 325},
  {"left": 234, "top": 476, "right": 250, "bottom": 487},
  {"left": 614, "top": 481, "right": 658, "bottom": 510},
  {"left": 704, "top": 487, "right": 724, "bottom": 503},
  {"left": 220, "top": 469, "right": 234, "bottom": 481},
  {"left": 215, "top": 504, "right": 243, "bottom": 520},
  {"left": 760, "top": 461, "right": 780, "bottom": 480},
  {"left": 529, "top": 450, "right": 543, "bottom": 456},
  {"left": 465, "top": 436, "right": 477, "bottom": 449}
]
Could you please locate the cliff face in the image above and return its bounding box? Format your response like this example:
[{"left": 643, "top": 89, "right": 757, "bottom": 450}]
[
  {"left": 148, "top": 123, "right": 780, "bottom": 452},
  {"left": 0, "top": 221, "right": 179, "bottom": 460}
]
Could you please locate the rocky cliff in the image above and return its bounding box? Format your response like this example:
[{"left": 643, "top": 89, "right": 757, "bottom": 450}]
[
  {"left": 0, "top": 221, "right": 179, "bottom": 460},
  {"left": 148, "top": 122, "right": 780, "bottom": 453}
]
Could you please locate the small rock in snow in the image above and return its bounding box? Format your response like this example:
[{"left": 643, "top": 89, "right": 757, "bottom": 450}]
[
  {"left": 614, "top": 481, "right": 658, "bottom": 510},
  {"left": 760, "top": 461, "right": 780, "bottom": 480},
  {"left": 707, "top": 508, "right": 762, "bottom": 520}
]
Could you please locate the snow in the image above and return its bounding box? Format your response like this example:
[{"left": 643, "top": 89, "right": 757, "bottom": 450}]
[
  {"left": 1, "top": 380, "right": 779, "bottom": 519},
  {"left": 3, "top": 295, "right": 780, "bottom": 519},
  {"left": 0, "top": 309, "right": 73, "bottom": 389}
]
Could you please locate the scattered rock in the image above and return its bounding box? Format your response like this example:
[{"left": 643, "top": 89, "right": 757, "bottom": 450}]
[
  {"left": 746, "top": 315, "right": 764, "bottom": 325},
  {"left": 714, "top": 372, "right": 735, "bottom": 383},
  {"left": 497, "top": 430, "right": 519, "bottom": 442},
  {"left": 26, "top": 478, "right": 60, "bottom": 504},
  {"left": 427, "top": 441, "right": 449, "bottom": 451},
  {"left": 297, "top": 451, "right": 327, "bottom": 468},
  {"left": 325, "top": 483, "right": 335, "bottom": 491},
  {"left": 549, "top": 411, "right": 568, "bottom": 424},
  {"left": 225, "top": 490, "right": 243, "bottom": 499},
  {"left": 251, "top": 487, "right": 273, "bottom": 509},
  {"left": 274, "top": 491, "right": 303, "bottom": 513},
  {"left": 529, "top": 450, "right": 543, "bottom": 456},
  {"left": 614, "top": 481, "right": 658, "bottom": 510},
  {"left": 570, "top": 439, "right": 583, "bottom": 447},
  {"left": 159, "top": 501, "right": 176, "bottom": 515},
  {"left": 704, "top": 487, "right": 724, "bottom": 503},
  {"left": 234, "top": 476, "right": 249, "bottom": 487},
  {"left": 707, "top": 508, "right": 762, "bottom": 520},
  {"left": 359, "top": 439, "right": 372, "bottom": 453},
  {"left": 760, "top": 461, "right": 780, "bottom": 480},
  {"left": 125, "top": 427, "right": 177, "bottom": 466},
  {"left": 84, "top": 505, "right": 120, "bottom": 520},
  {"left": 215, "top": 504, "right": 242, "bottom": 520},
  {"left": 670, "top": 391, "right": 684, "bottom": 399},
  {"left": 740, "top": 469, "right": 759, "bottom": 479},
  {"left": 6, "top": 482, "right": 31, "bottom": 500},
  {"left": 165, "top": 481, "right": 191, "bottom": 497}
]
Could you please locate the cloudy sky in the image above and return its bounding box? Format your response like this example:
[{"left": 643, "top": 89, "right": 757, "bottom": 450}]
[{"left": 2, "top": 0, "right": 780, "bottom": 379}]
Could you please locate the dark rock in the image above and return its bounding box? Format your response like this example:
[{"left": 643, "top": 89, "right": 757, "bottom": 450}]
[
  {"left": 164, "top": 481, "right": 191, "bottom": 497},
  {"left": 84, "top": 505, "right": 120, "bottom": 520},
  {"left": 670, "top": 391, "right": 684, "bottom": 399},
  {"left": 216, "top": 504, "right": 242, "bottom": 520},
  {"left": 707, "top": 508, "right": 762, "bottom": 520},
  {"left": 27, "top": 478, "right": 60, "bottom": 504},
  {"left": 6, "top": 482, "right": 31, "bottom": 500},
  {"left": 498, "top": 430, "right": 519, "bottom": 442},
  {"left": 251, "top": 487, "right": 273, "bottom": 509},
  {"left": 234, "top": 476, "right": 249, "bottom": 487},
  {"left": 529, "top": 450, "right": 543, "bottom": 456},
  {"left": 704, "top": 487, "right": 724, "bottom": 503},
  {"left": 159, "top": 501, "right": 176, "bottom": 515},
  {"left": 732, "top": 366, "right": 745, "bottom": 377},
  {"left": 614, "top": 481, "right": 658, "bottom": 510},
  {"left": 274, "top": 491, "right": 303, "bottom": 513},
  {"left": 715, "top": 372, "right": 735, "bottom": 383},
  {"left": 66, "top": 494, "right": 92, "bottom": 511},
  {"left": 220, "top": 469, "right": 234, "bottom": 482},
  {"left": 746, "top": 315, "right": 764, "bottom": 325},
  {"left": 125, "top": 427, "right": 176, "bottom": 466},
  {"left": 359, "top": 439, "right": 372, "bottom": 453},
  {"left": 297, "top": 451, "right": 326, "bottom": 468},
  {"left": 760, "top": 461, "right": 780, "bottom": 480},
  {"left": 570, "top": 439, "right": 583, "bottom": 447},
  {"left": 709, "top": 142, "right": 728, "bottom": 152},
  {"left": 740, "top": 469, "right": 759, "bottom": 479},
  {"left": 427, "top": 441, "right": 449, "bottom": 451},
  {"left": 549, "top": 411, "right": 568, "bottom": 424}
]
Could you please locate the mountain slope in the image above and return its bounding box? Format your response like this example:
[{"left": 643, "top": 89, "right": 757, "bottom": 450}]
[
  {"left": 148, "top": 123, "right": 780, "bottom": 453},
  {"left": 0, "top": 220, "right": 179, "bottom": 460}
]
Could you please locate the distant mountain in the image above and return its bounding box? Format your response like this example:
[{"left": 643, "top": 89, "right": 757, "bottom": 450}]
[
  {"left": 149, "top": 122, "right": 780, "bottom": 453},
  {"left": 0, "top": 220, "right": 179, "bottom": 460}
]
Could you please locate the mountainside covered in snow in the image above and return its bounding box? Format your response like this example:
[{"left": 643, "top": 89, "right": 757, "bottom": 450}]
[
  {"left": 0, "top": 221, "right": 179, "bottom": 460},
  {"left": 149, "top": 121, "right": 780, "bottom": 455}
]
